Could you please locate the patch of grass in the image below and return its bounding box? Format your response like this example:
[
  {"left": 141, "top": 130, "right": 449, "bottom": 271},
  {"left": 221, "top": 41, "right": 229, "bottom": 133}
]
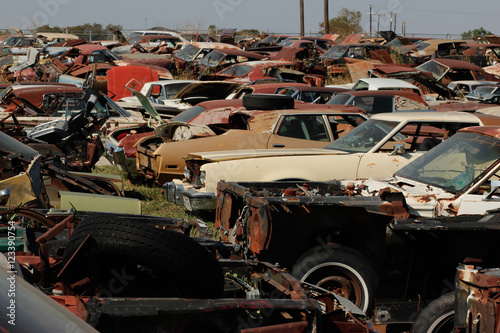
[{"left": 92, "top": 165, "right": 198, "bottom": 220}]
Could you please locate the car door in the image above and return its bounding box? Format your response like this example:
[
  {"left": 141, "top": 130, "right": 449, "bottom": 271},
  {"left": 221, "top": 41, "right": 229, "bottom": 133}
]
[{"left": 267, "top": 114, "right": 333, "bottom": 149}]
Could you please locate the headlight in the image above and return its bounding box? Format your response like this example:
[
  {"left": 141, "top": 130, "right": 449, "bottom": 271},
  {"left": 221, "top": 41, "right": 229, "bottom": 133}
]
[
  {"left": 199, "top": 171, "right": 206, "bottom": 185},
  {"left": 183, "top": 166, "right": 191, "bottom": 179}
]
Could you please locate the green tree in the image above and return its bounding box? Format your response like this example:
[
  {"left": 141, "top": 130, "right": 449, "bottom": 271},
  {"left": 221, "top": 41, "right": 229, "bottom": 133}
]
[
  {"left": 319, "top": 8, "right": 362, "bottom": 35},
  {"left": 208, "top": 24, "right": 219, "bottom": 38},
  {"left": 35, "top": 25, "right": 64, "bottom": 33},
  {"left": 461, "top": 27, "right": 494, "bottom": 39},
  {"left": 238, "top": 29, "right": 260, "bottom": 36}
]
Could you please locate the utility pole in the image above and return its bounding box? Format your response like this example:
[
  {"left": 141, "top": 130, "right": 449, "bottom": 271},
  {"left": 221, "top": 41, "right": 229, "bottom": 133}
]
[
  {"left": 369, "top": 5, "right": 372, "bottom": 37},
  {"left": 324, "top": 0, "right": 329, "bottom": 34},
  {"left": 389, "top": 11, "right": 393, "bottom": 31},
  {"left": 374, "top": 13, "right": 384, "bottom": 33},
  {"left": 402, "top": 21, "right": 408, "bottom": 36},
  {"left": 393, "top": 13, "right": 397, "bottom": 33},
  {"left": 300, "top": 0, "right": 305, "bottom": 36}
]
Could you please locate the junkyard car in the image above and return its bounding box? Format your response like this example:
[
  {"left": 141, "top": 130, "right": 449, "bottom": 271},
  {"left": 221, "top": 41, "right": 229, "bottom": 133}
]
[
  {"left": 447, "top": 79, "right": 500, "bottom": 94},
  {"left": 119, "top": 80, "right": 240, "bottom": 118},
  {"left": 466, "top": 84, "right": 500, "bottom": 103},
  {"left": 320, "top": 43, "right": 388, "bottom": 65},
  {"left": 407, "top": 39, "right": 467, "bottom": 63},
  {"left": 0, "top": 210, "right": 374, "bottom": 333},
  {"left": 105, "top": 98, "right": 247, "bottom": 176},
  {"left": 415, "top": 58, "right": 500, "bottom": 85},
  {"left": 116, "top": 79, "right": 196, "bottom": 111},
  {"left": 204, "top": 60, "right": 320, "bottom": 85},
  {"left": 171, "top": 111, "right": 500, "bottom": 211},
  {"left": 137, "top": 97, "right": 367, "bottom": 184},
  {"left": 350, "top": 77, "right": 423, "bottom": 96},
  {"left": 327, "top": 90, "right": 433, "bottom": 114},
  {"left": 213, "top": 125, "right": 500, "bottom": 323},
  {"left": 277, "top": 85, "right": 347, "bottom": 104}
]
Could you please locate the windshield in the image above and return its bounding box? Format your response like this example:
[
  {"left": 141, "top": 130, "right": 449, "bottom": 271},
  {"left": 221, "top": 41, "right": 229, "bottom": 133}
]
[
  {"left": 321, "top": 45, "right": 347, "bottom": 59},
  {"left": 200, "top": 50, "right": 225, "bottom": 67},
  {"left": 416, "top": 60, "right": 449, "bottom": 80},
  {"left": 175, "top": 44, "right": 200, "bottom": 61},
  {"left": 414, "top": 42, "right": 430, "bottom": 51},
  {"left": 324, "top": 119, "right": 401, "bottom": 153},
  {"left": 328, "top": 93, "right": 353, "bottom": 105},
  {"left": 217, "top": 64, "right": 253, "bottom": 77},
  {"left": 396, "top": 132, "right": 500, "bottom": 193},
  {"left": 171, "top": 105, "right": 207, "bottom": 122}
]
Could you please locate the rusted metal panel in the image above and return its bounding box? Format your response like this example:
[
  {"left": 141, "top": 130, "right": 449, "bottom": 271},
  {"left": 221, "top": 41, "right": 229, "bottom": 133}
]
[
  {"left": 456, "top": 266, "right": 500, "bottom": 333},
  {"left": 347, "top": 61, "right": 378, "bottom": 83},
  {"left": 241, "top": 321, "right": 308, "bottom": 333},
  {"left": 369, "top": 49, "right": 393, "bottom": 64},
  {"left": 342, "top": 34, "right": 363, "bottom": 44}
]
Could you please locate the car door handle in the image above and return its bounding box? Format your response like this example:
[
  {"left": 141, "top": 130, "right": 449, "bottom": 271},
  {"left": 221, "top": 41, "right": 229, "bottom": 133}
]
[{"left": 273, "top": 144, "right": 285, "bottom": 148}]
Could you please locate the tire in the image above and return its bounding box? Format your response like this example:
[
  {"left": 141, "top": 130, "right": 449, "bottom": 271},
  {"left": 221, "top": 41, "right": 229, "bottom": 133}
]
[
  {"left": 242, "top": 93, "right": 294, "bottom": 110},
  {"left": 410, "top": 293, "right": 455, "bottom": 333},
  {"left": 62, "top": 214, "right": 224, "bottom": 299},
  {"left": 291, "top": 244, "right": 378, "bottom": 314}
]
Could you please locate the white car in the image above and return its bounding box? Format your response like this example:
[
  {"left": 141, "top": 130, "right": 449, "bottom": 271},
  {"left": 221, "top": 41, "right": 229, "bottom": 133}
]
[
  {"left": 117, "top": 80, "right": 240, "bottom": 117},
  {"left": 116, "top": 80, "right": 197, "bottom": 111},
  {"left": 165, "top": 111, "right": 500, "bottom": 211}
]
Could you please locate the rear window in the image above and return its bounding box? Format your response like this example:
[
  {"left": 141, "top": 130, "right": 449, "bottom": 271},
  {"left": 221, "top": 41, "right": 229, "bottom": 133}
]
[{"left": 171, "top": 105, "right": 207, "bottom": 122}]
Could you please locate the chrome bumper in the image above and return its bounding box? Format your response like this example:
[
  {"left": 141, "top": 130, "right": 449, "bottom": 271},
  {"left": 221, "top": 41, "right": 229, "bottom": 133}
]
[
  {"left": 162, "top": 181, "right": 185, "bottom": 206},
  {"left": 182, "top": 189, "right": 216, "bottom": 211},
  {"left": 162, "top": 181, "right": 216, "bottom": 211}
]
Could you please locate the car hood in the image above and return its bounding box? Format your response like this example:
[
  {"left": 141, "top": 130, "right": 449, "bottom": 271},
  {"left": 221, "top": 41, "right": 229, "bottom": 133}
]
[
  {"left": 172, "top": 81, "right": 240, "bottom": 101},
  {"left": 186, "top": 148, "right": 350, "bottom": 162},
  {"left": 153, "top": 121, "right": 216, "bottom": 140}
]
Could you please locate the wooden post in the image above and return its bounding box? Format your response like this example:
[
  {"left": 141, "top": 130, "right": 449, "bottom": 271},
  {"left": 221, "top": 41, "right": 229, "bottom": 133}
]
[
  {"left": 324, "top": 0, "right": 329, "bottom": 34},
  {"left": 300, "top": 0, "right": 305, "bottom": 36}
]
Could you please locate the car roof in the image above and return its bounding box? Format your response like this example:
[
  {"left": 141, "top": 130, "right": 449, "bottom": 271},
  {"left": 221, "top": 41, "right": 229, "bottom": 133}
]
[
  {"left": 370, "top": 111, "right": 500, "bottom": 123},
  {"left": 357, "top": 78, "right": 420, "bottom": 89},
  {"left": 340, "top": 90, "right": 423, "bottom": 98},
  {"left": 460, "top": 126, "right": 500, "bottom": 138}
]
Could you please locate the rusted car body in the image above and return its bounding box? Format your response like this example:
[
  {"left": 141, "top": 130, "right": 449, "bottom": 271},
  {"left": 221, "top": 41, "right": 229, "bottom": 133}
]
[
  {"left": 280, "top": 36, "right": 335, "bottom": 52},
  {"left": 407, "top": 39, "right": 467, "bottom": 63},
  {"left": 443, "top": 43, "right": 500, "bottom": 67},
  {"left": 213, "top": 126, "right": 500, "bottom": 327},
  {"left": 415, "top": 58, "right": 500, "bottom": 86},
  {"left": 279, "top": 40, "right": 325, "bottom": 57},
  {"left": 390, "top": 213, "right": 500, "bottom": 331},
  {"left": 0, "top": 86, "right": 144, "bottom": 132},
  {"left": 0, "top": 129, "right": 122, "bottom": 209},
  {"left": 320, "top": 43, "right": 388, "bottom": 66},
  {"left": 230, "top": 82, "right": 311, "bottom": 99},
  {"left": 277, "top": 85, "right": 348, "bottom": 104},
  {"left": 170, "top": 42, "right": 240, "bottom": 73},
  {"left": 0, "top": 82, "right": 83, "bottom": 109},
  {"left": 137, "top": 97, "right": 367, "bottom": 184},
  {"left": 455, "top": 264, "right": 500, "bottom": 333},
  {"left": 203, "top": 60, "right": 324, "bottom": 86},
  {"left": 7, "top": 43, "right": 173, "bottom": 84},
  {"left": 105, "top": 98, "right": 246, "bottom": 176},
  {"left": 196, "top": 48, "right": 267, "bottom": 76},
  {"left": 466, "top": 84, "right": 500, "bottom": 103},
  {"left": 327, "top": 90, "right": 433, "bottom": 114}
]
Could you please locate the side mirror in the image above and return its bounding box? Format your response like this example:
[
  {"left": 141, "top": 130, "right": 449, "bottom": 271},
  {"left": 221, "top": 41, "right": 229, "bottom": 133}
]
[
  {"left": 389, "top": 144, "right": 406, "bottom": 156},
  {"left": 0, "top": 186, "right": 10, "bottom": 205}
]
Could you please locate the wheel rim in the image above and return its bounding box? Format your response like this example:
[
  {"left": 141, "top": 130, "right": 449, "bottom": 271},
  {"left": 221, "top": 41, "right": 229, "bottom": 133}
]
[
  {"left": 301, "top": 263, "right": 368, "bottom": 312},
  {"left": 427, "top": 310, "right": 454, "bottom": 333},
  {"left": 316, "top": 276, "right": 358, "bottom": 301}
]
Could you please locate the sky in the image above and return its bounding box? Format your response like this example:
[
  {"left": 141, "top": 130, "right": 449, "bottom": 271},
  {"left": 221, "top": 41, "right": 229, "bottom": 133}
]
[{"left": 2, "top": 0, "right": 499, "bottom": 38}]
